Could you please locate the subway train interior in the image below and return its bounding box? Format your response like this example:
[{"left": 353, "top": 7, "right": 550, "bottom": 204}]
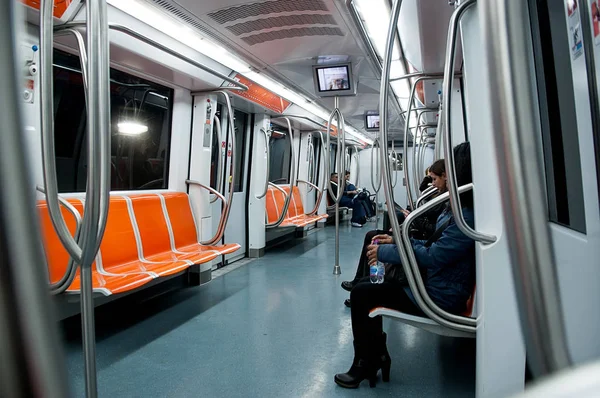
[{"left": 2, "top": 0, "right": 600, "bottom": 397}]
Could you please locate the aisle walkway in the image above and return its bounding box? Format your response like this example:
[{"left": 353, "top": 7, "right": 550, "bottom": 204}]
[{"left": 62, "top": 223, "right": 475, "bottom": 397}]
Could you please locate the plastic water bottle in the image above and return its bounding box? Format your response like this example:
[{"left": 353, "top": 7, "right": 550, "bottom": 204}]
[
  {"left": 370, "top": 239, "right": 385, "bottom": 284},
  {"left": 370, "top": 239, "right": 379, "bottom": 283}
]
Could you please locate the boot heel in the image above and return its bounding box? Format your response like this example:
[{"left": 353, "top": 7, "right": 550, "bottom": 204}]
[
  {"left": 368, "top": 375, "right": 377, "bottom": 388},
  {"left": 381, "top": 363, "right": 390, "bottom": 382}
]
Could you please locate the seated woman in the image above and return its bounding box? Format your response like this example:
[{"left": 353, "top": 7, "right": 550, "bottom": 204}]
[
  {"left": 339, "top": 159, "right": 450, "bottom": 305},
  {"left": 333, "top": 142, "right": 476, "bottom": 389}
]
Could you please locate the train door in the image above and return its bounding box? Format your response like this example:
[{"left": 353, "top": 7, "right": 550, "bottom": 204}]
[
  {"left": 220, "top": 108, "right": 250, "bottom": 264},
  {"left": 527, "top": 0, "right": 600, "bottom": 363}
]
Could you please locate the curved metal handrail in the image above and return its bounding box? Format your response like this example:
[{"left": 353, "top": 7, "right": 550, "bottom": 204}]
[
  {"left": 57, "top": 23, "right": 248, "bottom": 92},
  {"left": 390, "top": 140, "right": 398, "bottom": 188},
  {"left": 379, "top": 0, "right": 474, "bottom": 334},
  {"left": 403, "top": 185, "right": 477, "bottom": 327},
  {"left": 297, "top": 179, "right": 323, "bottom": 216},
  {"left": 205, "top": 91, "right": 237, "bottom": 243},
  {"left": 211, "top": 115, "right": 223, "bottom": 203},
  {"left": 416, "top": 185, "right": 438, "bottom": 208},
  {"left": 403, "top": 76, "right": 446, "bottom": 210},
  {"left": 256, "top": 128, "right": 271, "bottom": 199},
  {"left": 482, "top": 0, "right": 572, "bottom": 375},
  {"left": 310, "top": 130, "right": 328, "bottom": 216},
  {"left": 266, "top": 117, "right": 296, "bottom": 228},
  {"left": 185, "top": 180, "right": 229, "bottom": 245},
  {"left": 326, "top": 111, "right": 346, "bottom": 204},
  {"left": 370, "top": 139, "right": 382, "bottom": 194},
  {"left": 36, "top": 186, "right": 82, "bottom": 296},
  {"left": 442, "top": 0, "right": 496, "bottom": 245}
]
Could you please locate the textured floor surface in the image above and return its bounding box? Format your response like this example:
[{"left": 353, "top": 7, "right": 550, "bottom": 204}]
[{"left": 62, "top": 222, "right": 475, "bottom": 397}]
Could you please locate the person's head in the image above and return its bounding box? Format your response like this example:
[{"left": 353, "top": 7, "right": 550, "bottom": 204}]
[
  {"left": 330, "top": 172, "right": 338, "bottom": 183},
  {"left": 453, "top": 142, "right": 473, "bottom": 208},
  {"left": 344, "top": 170, "right": 351, "bottom": 180},
  {"left": 428, "top": 159, "right": 447, "bottom": 193}
]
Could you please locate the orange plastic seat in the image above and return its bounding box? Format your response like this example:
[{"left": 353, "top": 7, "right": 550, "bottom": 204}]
[
  {"left": 128, "top": 193, "right": 221, "bottom": 264},
  {"left": 38, "top": 200, "right": 154, "bottom": 296},
  {"left": 265, "top": 185, "right": 328, "bottom": 228},
  {"left": 97, "top": 196, "right": 191, "bottom": 278},
  {"left": 161, "top": 192, "right": 241, "bottom": 255}
]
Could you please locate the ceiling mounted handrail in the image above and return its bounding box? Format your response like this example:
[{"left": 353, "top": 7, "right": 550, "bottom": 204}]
[
  {"left": 481, "top": 0, "right": 572, "bottom": 376},
  {"left": 442, "top": 0, "right": 496, "bottom": 245},
  {"left": 57, "top": 23, "right": 248, "bottom": 92},
  {"left": 266, "top": 117, "right": 296, "bottom": 228}
]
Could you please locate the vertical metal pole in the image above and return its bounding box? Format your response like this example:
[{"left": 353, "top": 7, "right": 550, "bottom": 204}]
[
  {"left": 333, "top": 96, "right": 342, "bottom": 275},
  {"left": 0, "top": 2, "right": 70, "bottom": 396}
]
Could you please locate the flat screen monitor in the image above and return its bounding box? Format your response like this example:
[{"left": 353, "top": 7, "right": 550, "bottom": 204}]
[
  {"left": 365, "top": 113, "right": 380, "bottom": 131},
  {"left": 312, "top": 63, "right": 356, "bottom": 97}
]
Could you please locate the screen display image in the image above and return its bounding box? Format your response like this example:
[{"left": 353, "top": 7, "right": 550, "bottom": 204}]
[
  {"left": 316, "top": 66, "right": 350, "bottom": 92},
  {"left": 366, "top": 114, "right": 380, "bottom": 129}
]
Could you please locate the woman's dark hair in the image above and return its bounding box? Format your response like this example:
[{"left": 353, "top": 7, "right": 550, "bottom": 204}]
[
  {"left": 453, "top": 142, "right": 474, "bottom": 208},
  {"left": 428, "top": 159, "right": 446, "bottom": 177}
]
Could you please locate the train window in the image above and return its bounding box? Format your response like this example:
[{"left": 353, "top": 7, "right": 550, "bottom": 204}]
[
  {"left": 528, "top": 0, "right": 587, "bottom": 233},
  {"left": 53, "top": 49, "right": 173, "bottom": 193},
  {"left": 268, "top": 125, "right": 291, "bottom": 184}
]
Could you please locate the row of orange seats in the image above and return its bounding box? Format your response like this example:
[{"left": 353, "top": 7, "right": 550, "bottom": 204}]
[
  {"left": 265, "top": 185, "right": 328, "bottom": 227},
  {"left": 39, "top": 192, "right": 240, "bottom": 296}
]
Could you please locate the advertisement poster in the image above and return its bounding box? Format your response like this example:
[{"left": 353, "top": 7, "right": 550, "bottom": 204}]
[
  {"left": 567, "top": 0, "right": 583, "bottom": 59},
  {"left": 592, "top": 1, "right": 600, "bottom": 46}
]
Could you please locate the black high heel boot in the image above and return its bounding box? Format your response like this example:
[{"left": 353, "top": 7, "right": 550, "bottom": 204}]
[
  {"left": 376, "top": 332, "right": 391, "bottom": 382},
  {"left": 334, "top": 341, "right": 378, "bottom": 388}
]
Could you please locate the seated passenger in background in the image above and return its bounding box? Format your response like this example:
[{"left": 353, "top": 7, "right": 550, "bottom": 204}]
[
  {"left": 344, "top": 170, "right": 375, "bottom": 220},
  {"left": 329, "top": 172, "right": 367, "bottom": 228},
  {"left": 333, "top": 142, "right": 476, "bottom": 389},
  {"left": 340, "top": 159, "right": 450, "bottom": 304}
]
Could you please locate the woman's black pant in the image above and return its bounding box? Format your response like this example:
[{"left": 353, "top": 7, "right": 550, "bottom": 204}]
[{"left": 350, "top": 280, "right": 422, "bottom": 345}]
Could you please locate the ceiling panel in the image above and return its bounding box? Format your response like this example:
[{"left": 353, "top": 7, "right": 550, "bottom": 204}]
[{"left": 142, "top": 0, "right": 399, "bottom": 137}]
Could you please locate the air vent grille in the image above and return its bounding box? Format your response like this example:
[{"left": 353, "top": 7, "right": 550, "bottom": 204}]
[
  {"left": 208, "top": 0, "right": 328, "bottom": 24},
  {"left": 147, "top": 0, "right": 213, "bottom": 36},
  {"left": 241, "top": 26, "right": 343, "bottom": 45},
  {"left": 227, "top": 14, "right": 336, "bottom": 36}
]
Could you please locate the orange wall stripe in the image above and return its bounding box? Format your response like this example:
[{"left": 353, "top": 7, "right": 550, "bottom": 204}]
[
  {"left": 227, "top": 74, "right": 292, "bottom": 114},
  {"left": 21, "top": 0, "right": 72, "bottom": 18}
]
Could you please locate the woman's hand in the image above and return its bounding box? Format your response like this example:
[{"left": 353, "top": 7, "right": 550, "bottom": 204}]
[
  {"left": 402, "top": 209, "right": 411, "bottom": 217},
  {"left": 366, "top": 244, "right": 379, "bottom": 265},
  {"left": 371, "top": 235, "right": 393, "bottom": 245}
]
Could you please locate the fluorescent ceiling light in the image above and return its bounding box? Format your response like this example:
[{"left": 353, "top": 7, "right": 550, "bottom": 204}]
[
  {"left": 118, "top": 122, "right": 148, "bottom": 135},
  {"left": 107, "top": 0, "right": 373, "bottom": 145},
  {"left": 354, "top": 0, "right": 410, "bottom": 113}
]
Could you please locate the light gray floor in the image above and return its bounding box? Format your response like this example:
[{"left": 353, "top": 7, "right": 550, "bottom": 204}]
[{"left": 62, "top": 222, "right": 475, "bottom": 397}]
